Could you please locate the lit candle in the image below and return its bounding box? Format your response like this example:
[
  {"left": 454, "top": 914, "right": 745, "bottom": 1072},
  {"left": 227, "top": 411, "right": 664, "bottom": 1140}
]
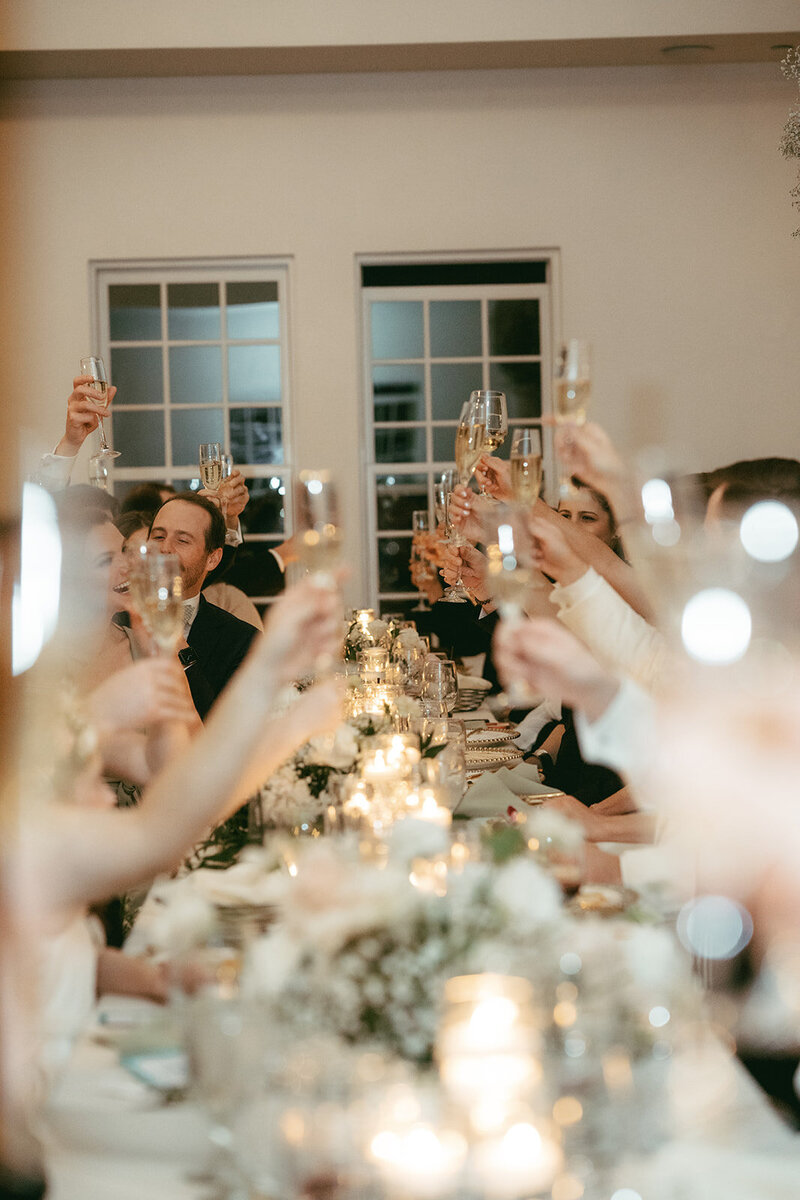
[
  {"left": 472, "top": 1122, "right": 562, "bottom": 1198},
  {"left": 369, "top": 1123, "right": 467, "bottom": 1199}
]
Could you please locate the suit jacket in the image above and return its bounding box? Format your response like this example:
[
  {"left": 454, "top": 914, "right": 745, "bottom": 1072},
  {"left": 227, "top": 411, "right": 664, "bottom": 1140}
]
[{"left": 181, "top": 594, "right": 260, "bottom": 719}]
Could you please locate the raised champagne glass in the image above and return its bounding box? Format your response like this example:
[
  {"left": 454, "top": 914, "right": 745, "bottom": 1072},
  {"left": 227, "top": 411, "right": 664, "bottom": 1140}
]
[
  {"left": 80, "top": 355, "right": 120, "bottom": 461},
  {"left": 553, "top": 340, "right": 591, "bottom": 498},
  {"left": 294, "top": 469, "right": 342, "bottom": 589},
  {"left": 443, "top": 398, "right": 484, "bottom": 603},
  {"left": 472, "top": 389, "right": 507, "bottom": 497},
  {"left": 483, "top": 505, "right": 540, "bottom": 706},
  {"left": 509, "top": 427, "right": 543, "bottom": 508},
  {"left": 199, "top": 443, "right": 223, "bottom": 492},
  {"left": 129, "top": 546, "right": 184, "bottom": 655}
]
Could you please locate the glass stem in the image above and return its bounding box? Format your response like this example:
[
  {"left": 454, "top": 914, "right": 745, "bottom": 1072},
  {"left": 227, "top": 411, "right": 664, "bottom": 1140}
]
[{"left": 98, "top": 415, "right": 110, "bottom": 452}]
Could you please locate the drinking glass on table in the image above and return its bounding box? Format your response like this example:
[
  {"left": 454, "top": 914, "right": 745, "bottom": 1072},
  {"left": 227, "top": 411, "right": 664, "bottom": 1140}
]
[
  {"left": 509, "top": 427, "right": 543, "bottom": 508},
  {"left": 199, "top": 442, "right": 223, "bottom": 492},
  {"left": 294, "top": 469, "right": 342, "bottom": 589},
  {"left": 421, "top": 657, "right": 459, "bottom": 717},
  {"left": 80, "top": 355, "right": 120, "bottom": 461},
  {"left": 553, "top": 340, "right": 591, "bottom": 497}
]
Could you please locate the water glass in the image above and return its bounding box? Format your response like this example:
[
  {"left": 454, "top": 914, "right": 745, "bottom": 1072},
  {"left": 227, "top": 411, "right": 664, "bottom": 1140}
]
[{"left": 421, "top": 657, "right": 459, "bottom": 717}]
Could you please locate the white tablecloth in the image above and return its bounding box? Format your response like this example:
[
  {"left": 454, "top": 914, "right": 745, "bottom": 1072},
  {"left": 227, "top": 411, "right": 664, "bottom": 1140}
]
[{"left": 40, "top": 995, "right": 800, "bottom": 1200}]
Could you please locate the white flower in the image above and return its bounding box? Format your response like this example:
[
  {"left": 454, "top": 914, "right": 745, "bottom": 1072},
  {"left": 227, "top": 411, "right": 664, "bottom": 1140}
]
[
  {"left": 125, "top": 876, "right": 215, "bottom": 958},
  {"left": 396, "top": 628, "right": 423, "bottom": 649},
  {"left": 246, "top": 927, "right": 302, "bottom": 996},
  {"left": 392, "top": 695, "right": 423, "bottom": 718},
  {"left": 368, "top": 619, "right": 389, "bottom": 640},
  {"left": 388, "top": 817, "right": 450, "bottom": 863},
  {"left": 305, "top": 724, "right": 360, "bottom": 770},
  {"left": 492, "top": 857, "right": 563, "bottom": 930}
]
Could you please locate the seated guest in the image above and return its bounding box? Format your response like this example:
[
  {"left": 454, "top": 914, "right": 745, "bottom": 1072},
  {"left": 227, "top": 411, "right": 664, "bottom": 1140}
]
[{"left": 148, "top": 493, "right": 260, "bottom": 718}]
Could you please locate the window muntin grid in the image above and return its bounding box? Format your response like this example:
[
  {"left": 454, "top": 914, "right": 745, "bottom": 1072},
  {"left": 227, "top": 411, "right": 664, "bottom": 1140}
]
[
  {"left": 92, "top": 261, "right": 293, "bottom": 606},
  {"left": 362, "top": 277, "right": 553, "bottom": 616}
]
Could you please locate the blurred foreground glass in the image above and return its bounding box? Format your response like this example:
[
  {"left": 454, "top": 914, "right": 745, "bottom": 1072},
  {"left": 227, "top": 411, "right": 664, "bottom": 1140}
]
[
  {"left": 80, "top": 354, "right": 120, "bottom": 462},
  {"left": 128, "top": 545, "right": 184, "bottom": 654},
  {"left": 483, "top": 506, "right": 540, "bottom": 707},
  {"left": 553, "top": 340, "right": 590, "bottom": 498},
  {"left": 294, "top": 470, "right": 342, "bottom": 588}
]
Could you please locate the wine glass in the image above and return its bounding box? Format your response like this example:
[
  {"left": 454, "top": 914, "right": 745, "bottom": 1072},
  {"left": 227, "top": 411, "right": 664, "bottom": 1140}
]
[
  {"left": 199, "top": 443, "right": 223, "bottom": 492},
  {"left": 434, "top": 469, "right": 457, "bottom": 530},
  {"left": 483, "top": 506, "right": 540, "bottom": 707},
  {"left": 509, "top": 428, "right": 543, "bottom": 508},
  {"left": 294, "top": 469, "right": 342, "bottom": 589},
  {"left": 421, "top": 657, "right": 459, "bottom": 717},
  {"left": 472, "top": 390, "right": 507, "bottom": 496},
  {"left": 553, "top": 340, "right": 591, "bottom": 498},
  {"left": 129, "top": 546, "right": 184, "bottom": 655},
  {"left": 80, "top": 355, "right": 120, "bottom": 461}
]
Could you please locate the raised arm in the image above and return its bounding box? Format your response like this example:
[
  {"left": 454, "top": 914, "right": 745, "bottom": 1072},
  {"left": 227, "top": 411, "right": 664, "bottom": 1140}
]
[{"left": 28, "top": 579, "right": 344, "bottom": 914}]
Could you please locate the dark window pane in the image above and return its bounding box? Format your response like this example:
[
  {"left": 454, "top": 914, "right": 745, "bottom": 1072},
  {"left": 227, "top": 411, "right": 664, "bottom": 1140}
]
[
  {"left": 167, "top": 283, "right": 221, "bottom": 340},
  {"left": 373, "top": 364, "right": 425, "bottom": 422},
  {"left": 432, "top": 426, "right": 459, "bottom": 463},
  {"left": 111, "top": 410, "right": 165, "bottom": 468},
  {"left": 109, "top": 284, "right": 161, "bottom": 341},
  {"left": 375, "top": 427, "right": 426, "bottom": 464},
  {"left": 362, "top": 261, "right": 547, "bottom": 287},
  {"left": 378, "top": 535, "right": 413, "bottom": 592},
  {"left": 109, "top": 346, "right": 163, "bottom": 406},
  {"left": 170, "top": 409, "right": 225, "bottom": 467},
  {"left": 239, "top": 476, "right": 286, "bottom": 536},
  {"left": 488, "top": 299, "right": 540, "bottom": 357},
  {"left": 230, "top": 408, "right": 283, "bottom": 465},
  {"left": 376, "top": 474, "right": 428, "bottom": 530},
  {"left": 489, "top": 362, "right": 541, "bottom": 419},
  {"left": 228, "top": 345, "right": 281, "bottom": 405},
  {"left": 431, "top": 363, "right": 483, "bottom": 421},
  {"left": 430, "top": 300, "right": 481, "bottom": 358},
  {"left": 226, "top": 281, "right": 279, "bottom": 340},
  {"left": 370, "top": 301, "right": 423, "bottom": 360},
  {"left": 169, "top": 346, "right": 223, "bottom": 406}
]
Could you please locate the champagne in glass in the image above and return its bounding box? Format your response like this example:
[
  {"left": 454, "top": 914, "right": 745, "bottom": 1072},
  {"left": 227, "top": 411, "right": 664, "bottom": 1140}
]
[
  {"left": 484, "top": 507, "right": 539, "bottom": 706},
  {"left": 509, "top": 427, "right": 543, "bottom": 507},
  {"left": 80, "top": 355, "right": 120, "bottom": 460},
  {"left": 129, "top": 547, "right": 184, "bottom": 655},
  {"left": 294, "top": 469, "right": 342, "bottom": 586},
  {"left": 199, "top": 443, "right": 223, "bottom": 492},
  {"left": 443, "top": 400, "right": 483, "bottom": 603},
  {"left": 455, "top": 421, "right": 486, "bottom": 485},
  {"left": 553, "top": 340, "right": 591, "bottom": 497},
  {"left": 473, "top": 389, "right": 508, "bottom": 453}
]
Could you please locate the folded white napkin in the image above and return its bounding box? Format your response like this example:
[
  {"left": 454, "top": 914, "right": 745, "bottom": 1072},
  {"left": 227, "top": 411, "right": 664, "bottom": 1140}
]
[
  {"left": 457, "top": 763, "right": 563, "bottom": 817},
  {"left": 457, "top": 674, "right": 492, "bottom": 690}
]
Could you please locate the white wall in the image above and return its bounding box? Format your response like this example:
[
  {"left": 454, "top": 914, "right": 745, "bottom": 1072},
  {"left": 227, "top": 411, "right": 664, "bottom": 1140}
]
[{"left": 3, "top": 62, "right": 799, "bottom": 601}]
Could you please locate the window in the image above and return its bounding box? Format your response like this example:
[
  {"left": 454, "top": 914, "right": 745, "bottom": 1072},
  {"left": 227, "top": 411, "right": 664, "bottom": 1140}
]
[
  {"left": 91, "top": 260, "right": 293, "bottom": 607},
  {"left": 360, "top": 257, "right": 556, "bottom": 616}
]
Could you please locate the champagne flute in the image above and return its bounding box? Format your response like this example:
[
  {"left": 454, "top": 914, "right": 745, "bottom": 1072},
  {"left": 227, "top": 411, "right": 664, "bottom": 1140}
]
[
  {"left": 80, "top": 355, "right": 120, "bottom": 461},
  {"left": 553, "top": 340, "right": 591, "bottom": 498},
  {"left": 411, "top": 509, "right": 435, "bottom": 611},
  {"left": 433, "top": 469, "right": 457, "bottom": 529},
  {"left": 221, "top": 452, "right": 234, "bottom": 480},
  {"left": 199, "top": 443, "right": 223, "bottom": 492},
  {"left": 443, "top": 399, "right": 484, "bottom": 603},
  {"left": 509, "top": 427, "right": 543, "bottom": 508},
  {"left": 472, "top": 389, "right": 507, "bottom": 497},
  {"left": 129, "top": 546, "right": 184, "bottom": 655},
  {"left": 484, "top": 506, "right": 540, "bottom": 707},
  {"left": 294, "top": 469, "right": 342, "bottom": 589}
]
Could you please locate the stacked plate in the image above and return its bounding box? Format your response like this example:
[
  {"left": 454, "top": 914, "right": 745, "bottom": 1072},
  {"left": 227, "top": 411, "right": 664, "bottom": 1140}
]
[
  {"left": 465, "top": 724, "right": 523, "bottom": 773},
  {"left": 454, "top": 675, "right": 493, "bottom": 713}
]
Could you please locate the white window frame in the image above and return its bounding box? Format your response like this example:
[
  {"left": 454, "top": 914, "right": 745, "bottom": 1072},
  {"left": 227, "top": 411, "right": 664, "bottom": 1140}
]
[
  {"left": 89, "top": 257, "right": 294, "bottom": 605},
  {"left": 359, "top": 253, "right": 560, "bottom": 614}
]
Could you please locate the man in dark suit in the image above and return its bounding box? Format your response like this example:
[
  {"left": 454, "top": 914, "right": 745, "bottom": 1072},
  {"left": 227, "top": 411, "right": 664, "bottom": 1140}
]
[{"left": 149, "top": 493, "right": 259, "bottom": 719}]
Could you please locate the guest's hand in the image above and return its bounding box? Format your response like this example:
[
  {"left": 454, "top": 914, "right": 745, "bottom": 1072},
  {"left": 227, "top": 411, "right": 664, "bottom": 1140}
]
[
  {"left": 447, "top": 485, "right": 495, "bottom": 543},
  {"left": 494, "top": 617, "right": 619, "bottom": 721},
  {"left": 474, "top": 454, "right": 512, "bottom": 502},
  {"left": 55, "top": 375, "right": 118, "bottom": 457},
  {"left": 527, "top": 514, "right": 589, "bottom": 585},
  {"left": 218, "top": 470, "right": 249, "bottom": 526},
  {"left": 550, "top": 420, "right": 626, "bottom": 497},
  {"left": 440, "top": 543, "right": 487, "bottom": 596},
  {"left": 540, "top": 793, "right": 602, "bottom": 837},
  {"left": 87, "top": 657, "right": 200, "bottom": 734}
]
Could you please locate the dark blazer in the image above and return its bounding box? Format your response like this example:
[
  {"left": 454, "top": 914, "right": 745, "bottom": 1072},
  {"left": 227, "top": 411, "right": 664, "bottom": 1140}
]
[
  {"left": 224, "top": 543, "right": 285, "bottom": 598},
  {"left": 180, "top": 594, "right": 259, "bottom": 719}
]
